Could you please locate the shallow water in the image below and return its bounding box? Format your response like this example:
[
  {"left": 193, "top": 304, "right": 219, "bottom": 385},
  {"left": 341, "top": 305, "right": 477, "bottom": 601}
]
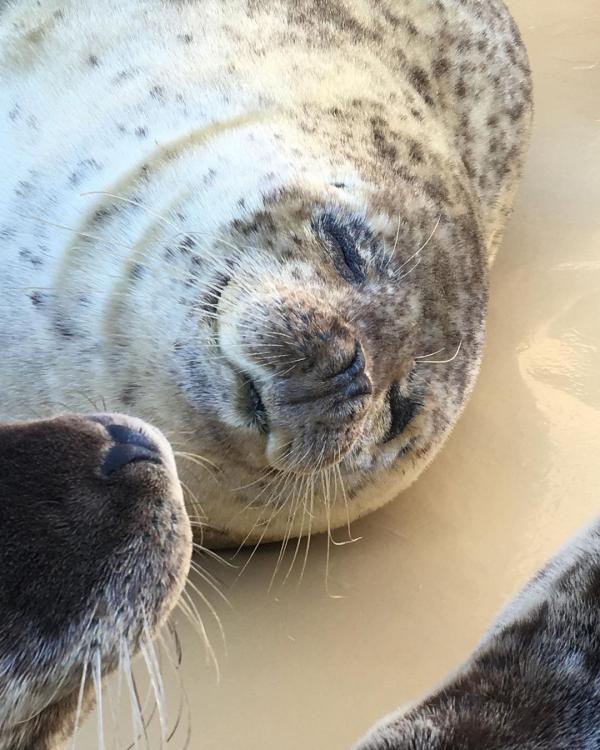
[{"left": 78, "top": 1, "right": 600, "bottom": 747}]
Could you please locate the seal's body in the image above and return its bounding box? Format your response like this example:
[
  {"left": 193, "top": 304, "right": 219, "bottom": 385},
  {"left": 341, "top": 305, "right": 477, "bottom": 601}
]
[
  {"left": 356, "top": 514, "right": 600, "bottom": 749},
  {"left": 0, "top": 0, "right": 532, "bottom": 546},
  {"left": 0, "top": 413, "right": 191, "bottom": 750}
]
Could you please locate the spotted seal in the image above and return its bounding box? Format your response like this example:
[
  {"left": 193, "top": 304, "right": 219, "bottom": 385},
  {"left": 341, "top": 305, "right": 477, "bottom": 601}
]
[
  {"left": 355, "top": 513, "right": 600, "bottom": 749},
  {"left": 0, "top": 412, "right": 191, "bottom": 750},
  {"left": 0, "top": 0, "right": 532, "bottom": 547}
]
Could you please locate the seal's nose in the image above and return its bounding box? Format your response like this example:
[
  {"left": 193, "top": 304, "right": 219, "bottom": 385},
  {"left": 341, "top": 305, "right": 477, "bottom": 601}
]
[
  {"left": 284, "top": 336, "right": 372, "bottom": 409},
  {"left": 100, "top": 423, "right": 162, "bottom": 476},
  {"left": 325, "top": 341, "right": 372, "bottom": 402}
]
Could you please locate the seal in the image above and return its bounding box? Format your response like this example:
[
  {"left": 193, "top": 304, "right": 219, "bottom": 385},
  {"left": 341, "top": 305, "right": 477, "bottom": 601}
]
[
  {"left": 354, "top": 512, "right": 600, "bottom": 749},
  {"left": 0, "top": 0, "right": 533, "bottom": 547},
  {"left": 0, "top": 412, "right": 192, "bottom": 750}
]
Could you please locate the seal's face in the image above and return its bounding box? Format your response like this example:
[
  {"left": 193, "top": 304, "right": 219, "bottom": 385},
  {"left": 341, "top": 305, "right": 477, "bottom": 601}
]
[
  {"left": 0, "top": 414, "right": 191, "bottom": 750},
  {"left": 167, "top": 188, "right": 486, "bottom": 540}
]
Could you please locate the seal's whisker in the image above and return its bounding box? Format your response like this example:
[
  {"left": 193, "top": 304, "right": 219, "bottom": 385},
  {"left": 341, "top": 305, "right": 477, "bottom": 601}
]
[
  {"left": 231, "top": 466, "right": 280, "bottom": 492},
  {"left": 122, "top": 645, "right": 149, "bottom": 750},
  {"left": 177, "top": 590, "right": 221, "bottom": 680},
  {"left": 185, "top": 575, "right": 227, "bottom": 653},
  {"left": 397, "top": 255, "right": 422, "bottom": 282},
  {"left": 174, "top": 453, "right": 219, "bottom": 484},
  {"left": 189, "top": 558, "right": 232, "bottom": 607},
  {"left": 140, "top": 628, "right": 167, "bottom": 747},
  {"left": 281, "top": 486, "right": 309, "bottom": 587},
  {"left": 396, "top": 214, "right": 442, "bottom": 274},
  {"left": 383, "top": 215, "right": 403, "bottom": 272},
  {"left": 192, "top": 542, "right": 238, "bottom": 569},
  {"left": 23, "top": 213, "right": 138, "bottom": 251},
  {"left": 172, "top": 450, "right": 219, "bottom": 470},
  {"left": 107, "top": 639, "right": 126, "bottom": 750},
  {"left": 415, "top": 346, "right": 446, "bottom": 359},
  {"left": 179, "top": 480, "right": 207, "bottom": 522},
  {"left": 268, "top": 473, "right": 304, "bottom": 591},
  {"left": 334, "top": 462, "right": 362, "bottom": 545},
  {"left": 69, "top": 652, "right": 90, "bottom": 750},
  {"left": 298, "top": 478, "right": 315, "bottom": 585},
  {"left": 416, "top": 339, "right": 462, "bottom": 364},
  {"left": 156, "top": 628, "right": 190, "bottom": 746},
  {"left": 92, "top": 650, "right": 105, "bottom": 750}
]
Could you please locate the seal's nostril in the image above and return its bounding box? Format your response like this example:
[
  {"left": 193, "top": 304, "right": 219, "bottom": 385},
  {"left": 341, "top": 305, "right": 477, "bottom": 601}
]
[
  {"left": 99, "top": 424, "right": 162, "bottom": 476},
  {"left": 344, "top": 373, "right": 372, "bottom": 400},
  {"left": 102, "top": 443, "right": 162, "bottom": 476},
  {"left": 327, "top": 341, "right": 365, "bottom": 381},
  {"left": 105, "top": 423, "right": 157, "bottom": 453}
]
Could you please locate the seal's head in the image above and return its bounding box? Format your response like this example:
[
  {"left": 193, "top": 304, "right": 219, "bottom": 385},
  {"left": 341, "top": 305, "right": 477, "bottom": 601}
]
[
  {"left": 0, "top": 413, "right": 191, "bottom": 750},
  {"left": 146, "top": 183, "right": 487, "bottom": 545}
]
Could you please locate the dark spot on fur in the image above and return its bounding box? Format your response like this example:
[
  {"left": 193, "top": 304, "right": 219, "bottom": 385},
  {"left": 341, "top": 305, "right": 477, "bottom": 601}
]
[
  {"left": 508, "top": 102, "right": 525, "bottom": 122},
  {"left": 30, "top": 291, "right": 46, "bottom": 307},
  {"left": 54, "top": 317, "right": 76, "bottom": 338},
  {"left": 88, "top": 54, "right": 99, "bottom": 67},
  {"left": 422, "top": 179, "right": 449, "bottom": 204},
  {"left": 94, "top": 207, "right": 112, "bottom": 224},
  {"left": 135, "top": 126, "right": 148, "bottom": 138},
  {"left": 150, "top": 85, "right": 165, "bottom": 100},
  {"left": 178, "top": 33, "right": 193, "bottom": 44},
  {"left": 433, "top": 57, "right": 450, "bottom": 77},
  {"left": 456, "top": 79, "right": 467, "bottom": 98},
  {"left": 408, "top": 66, "right": 435, "bottom": 106},
  {"left": 409, "top": 140, "right": 425, "bottom": 164},
  {"left": 129, "top": 263, "right": 145, "bottom": 281},
  {"left": 405, "top": 19, "right": 418, "bottom": 36},
  {"left": 19, "top": 247, "right": 43, "bottom": 267},
  {"left": 69, "top": 158, "right": 101, "bottom": 187},
  {"left": 178, "top": 235, "right": 196, "bottom": 254},
  {"left": 370, "top": 116, "right": 397, "bottom": 162},
  {"left": 15, "top": 181, "right": 33, "bottom": 199}
]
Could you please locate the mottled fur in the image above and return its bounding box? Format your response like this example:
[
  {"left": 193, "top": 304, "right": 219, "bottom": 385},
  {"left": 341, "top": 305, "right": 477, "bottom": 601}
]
[
  {"left": 356, "top": 518, "right": 600, "bottom": 749},
  {"left": 0, "top": 0, "right": 532, "bottom": 546},
  {"left": 0, "top": 413, "right": 191, "bottom": 750}
]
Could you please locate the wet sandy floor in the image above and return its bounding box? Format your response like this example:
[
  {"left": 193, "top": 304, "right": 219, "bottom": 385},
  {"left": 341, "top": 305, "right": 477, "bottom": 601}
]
[{"left": 78, "top": 1, "right": 600, "bottom": 747}]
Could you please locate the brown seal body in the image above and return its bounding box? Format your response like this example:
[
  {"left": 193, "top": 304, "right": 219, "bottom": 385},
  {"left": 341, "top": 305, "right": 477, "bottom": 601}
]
[
  {"left": 0, "top": 0, "right": 532, "bottom": 545},
  {"left": 0, "top": 413, "right": 191, "bottom": 750}
]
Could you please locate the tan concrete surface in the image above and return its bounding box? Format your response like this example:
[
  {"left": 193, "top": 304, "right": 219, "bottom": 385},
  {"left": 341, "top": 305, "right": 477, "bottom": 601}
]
[{"left": 77, "top": 1, "right": 600, "bottom": 747}]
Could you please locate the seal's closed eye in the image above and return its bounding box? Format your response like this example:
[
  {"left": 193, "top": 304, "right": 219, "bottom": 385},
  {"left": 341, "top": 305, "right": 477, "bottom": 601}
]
[{"left": 315, "top": 212, "right": 370, "bottom": 284}]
